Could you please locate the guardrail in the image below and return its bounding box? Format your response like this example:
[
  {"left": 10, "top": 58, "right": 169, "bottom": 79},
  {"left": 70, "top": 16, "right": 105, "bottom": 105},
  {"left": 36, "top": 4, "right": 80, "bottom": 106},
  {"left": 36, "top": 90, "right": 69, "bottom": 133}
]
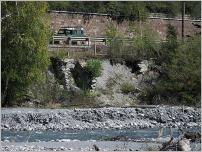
[
  {"left": 91, "top": 37, "right": 107, "bottom": 42},
  {"left": 52, "top": 35, "right": 107, "bottom": 45},
  {"left": 49, "top": 44, "right": 91, "bottom": 49},
  {"left": 51, "top": 35, "right": 168, "bottom": 46}
]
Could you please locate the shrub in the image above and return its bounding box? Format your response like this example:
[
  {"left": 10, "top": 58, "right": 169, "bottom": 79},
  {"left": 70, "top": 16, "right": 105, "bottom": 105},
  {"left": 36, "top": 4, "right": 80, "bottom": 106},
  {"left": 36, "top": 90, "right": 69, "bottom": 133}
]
[
  {"left": 84, "top": 59, "right": 102, "bottom": 78},
  {"left": 48, "top": 50, "right": 69, "bottom": 59},
  {"left": 108, "top": 23, "right": 160, "bottom": 62},
  {"left": 26, "top": 71, "right": 69, "bottom": 105},
  {"left": 121, "top": 82, "right": 135, "bottom": 94}
]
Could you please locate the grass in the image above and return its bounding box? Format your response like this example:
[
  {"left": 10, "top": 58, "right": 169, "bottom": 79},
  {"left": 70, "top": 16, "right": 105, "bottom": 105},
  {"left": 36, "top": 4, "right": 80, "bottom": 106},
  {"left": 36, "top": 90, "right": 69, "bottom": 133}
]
[
  {"left": 48, "top": 49, "right": 108, "bottom": 60},
  {"left": 19, "top": 101, "right": 63, "bottom": 109},
  {"left": 120, "top": 82, "right": 135, "bottom": 94},
  {"left": 84, "top": 59, "right": 102, "bottom": 78}
]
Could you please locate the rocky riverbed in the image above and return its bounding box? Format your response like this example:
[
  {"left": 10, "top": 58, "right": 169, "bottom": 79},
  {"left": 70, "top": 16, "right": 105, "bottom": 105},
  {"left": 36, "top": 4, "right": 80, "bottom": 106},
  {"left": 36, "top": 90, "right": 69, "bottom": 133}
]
[
  {"left": 1, "top": 139, "right": 201, "bottom": 151},
  {"left": 0, "top": 141, "right": 169, "bottom": 151},
  {"left": 1, "top": 106, "right": 200, "bottom": 131}
]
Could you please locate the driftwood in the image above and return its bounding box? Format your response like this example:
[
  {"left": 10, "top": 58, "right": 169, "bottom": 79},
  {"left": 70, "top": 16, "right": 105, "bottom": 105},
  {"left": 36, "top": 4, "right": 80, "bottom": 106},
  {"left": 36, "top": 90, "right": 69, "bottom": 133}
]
[
  {"left": 160, "top": 137, "right": 174, "bottom": 151},
  {"left": 158, "top": 127, "right": 198, "bottom": 151},
  {"left": 160, "top": 137, "right": 192, "bottom": 151},
  {"left": 93, "top": 144, "right": 100, "bottom": 151},
  {"left": 178, "top": 138, "right": 191, "bottom": 151},
  {"left": 184, "top": 132, "right": 201, "bottom": 142}
]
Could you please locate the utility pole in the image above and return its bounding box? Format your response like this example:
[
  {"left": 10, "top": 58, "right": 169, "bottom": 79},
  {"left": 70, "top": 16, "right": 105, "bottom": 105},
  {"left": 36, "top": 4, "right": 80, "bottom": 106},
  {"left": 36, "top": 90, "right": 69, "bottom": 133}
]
[{"left": 182, "top": 1, "right": 185, "bottom": 40}]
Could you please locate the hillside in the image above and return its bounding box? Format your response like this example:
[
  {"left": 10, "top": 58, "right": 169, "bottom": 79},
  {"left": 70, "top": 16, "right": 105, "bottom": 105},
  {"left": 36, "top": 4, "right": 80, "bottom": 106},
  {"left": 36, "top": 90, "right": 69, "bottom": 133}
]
[{"left": 50, "top": 11, "right": 200, "bottom": 40}]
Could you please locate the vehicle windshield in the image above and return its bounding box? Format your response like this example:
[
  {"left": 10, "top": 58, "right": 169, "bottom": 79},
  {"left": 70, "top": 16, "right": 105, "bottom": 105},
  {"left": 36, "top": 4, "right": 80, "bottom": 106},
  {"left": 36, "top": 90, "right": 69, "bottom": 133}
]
[
  {"left": 65, "top": 30, "right": 73, "bottom": 35},
  {"left": 57, "top": 29, "right": 84, "bottom": 36}
]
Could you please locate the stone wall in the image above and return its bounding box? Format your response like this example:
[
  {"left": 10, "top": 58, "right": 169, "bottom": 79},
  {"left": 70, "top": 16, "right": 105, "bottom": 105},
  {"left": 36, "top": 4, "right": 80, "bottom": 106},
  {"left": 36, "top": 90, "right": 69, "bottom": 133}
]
[{"left": 50, "top": 12, "right": 200, "bottom": 40}]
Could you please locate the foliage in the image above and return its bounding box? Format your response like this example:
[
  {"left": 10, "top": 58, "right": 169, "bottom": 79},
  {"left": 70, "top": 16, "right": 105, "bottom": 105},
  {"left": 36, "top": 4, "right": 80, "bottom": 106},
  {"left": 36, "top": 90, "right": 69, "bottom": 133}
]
[
  {"left": 54, "top": 50, "right": 69, "bottom": 59},
  {"left": 1, "top": 2, "right": 50, "bottom": 106},
  {"left": 106, "top": 23, "right": 119, "bottom": 43},
  {"left": 145, "top": 1, "right": 181, "bottom": 17},
  {"left": 84, "top": 59, "right": 102, "bottom": 78},
  {"left": 48, "top": 1, "right": 201, "bottom": 18},
  {"left": 157, "top": 24, "right": 178, "bottom": 65},
  {"left": 121, "top": 82, "right": 135, "bottom": 94},
  {"left": 185, "top": 1, "right": 201, "bottom": 19},
  {"left": 48, "top": 1, "right": 70, "bottom": 10},
  {"left": 108, "top": 23, "right": 160, "bottom": 62},
  {"left": 145, "top": 27, "right": 201, "bottom": 106},
  {"left": 27, "top": 71, "right": 68, "bottom": 104},
  {"left": 122, "top": 2, "right": 148, "bottom": 21}
]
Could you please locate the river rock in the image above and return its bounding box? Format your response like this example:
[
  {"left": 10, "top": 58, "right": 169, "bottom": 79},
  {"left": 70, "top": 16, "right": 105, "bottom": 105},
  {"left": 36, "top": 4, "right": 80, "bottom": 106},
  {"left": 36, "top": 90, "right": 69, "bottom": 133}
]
[{"left": 1, "top": 106, "right": 201, "bottom": 131}]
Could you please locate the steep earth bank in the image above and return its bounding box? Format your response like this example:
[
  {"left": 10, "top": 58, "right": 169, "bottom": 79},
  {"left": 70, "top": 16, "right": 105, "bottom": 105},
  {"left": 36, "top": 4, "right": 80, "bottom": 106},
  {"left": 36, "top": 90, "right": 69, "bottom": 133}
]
[
  {"left": 47, "top": 57, "right": 157, "bottom": 107},
  {"left": 50, "top": 12, "right": 200, "bottom": 39}
]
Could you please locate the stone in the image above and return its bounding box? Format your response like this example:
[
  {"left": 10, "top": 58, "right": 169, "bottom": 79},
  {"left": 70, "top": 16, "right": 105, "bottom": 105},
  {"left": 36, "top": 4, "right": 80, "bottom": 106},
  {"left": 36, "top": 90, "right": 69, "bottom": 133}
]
[{"left": 1, "top": 106, "right": 201, "bottom": 131}]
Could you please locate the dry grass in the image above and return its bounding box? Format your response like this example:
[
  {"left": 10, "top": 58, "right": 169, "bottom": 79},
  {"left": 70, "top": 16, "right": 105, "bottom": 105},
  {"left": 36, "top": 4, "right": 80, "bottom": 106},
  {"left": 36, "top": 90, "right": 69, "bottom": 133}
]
[{"left": 48, "top": 49, "right": 107, "bottom": 60}]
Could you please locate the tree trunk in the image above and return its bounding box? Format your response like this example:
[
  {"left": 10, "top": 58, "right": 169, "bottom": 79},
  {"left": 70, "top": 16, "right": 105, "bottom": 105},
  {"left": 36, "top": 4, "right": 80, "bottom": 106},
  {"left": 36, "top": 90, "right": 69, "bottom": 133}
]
[{"left": 2, "top": 77, "right": 9, "bottom": 107}]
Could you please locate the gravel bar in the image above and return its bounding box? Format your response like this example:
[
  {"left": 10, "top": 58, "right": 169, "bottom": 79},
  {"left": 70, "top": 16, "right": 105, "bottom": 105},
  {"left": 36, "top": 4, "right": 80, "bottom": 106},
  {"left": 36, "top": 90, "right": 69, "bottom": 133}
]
[{"left": 1, "top": 106, "right": 200, "bottom": 131}]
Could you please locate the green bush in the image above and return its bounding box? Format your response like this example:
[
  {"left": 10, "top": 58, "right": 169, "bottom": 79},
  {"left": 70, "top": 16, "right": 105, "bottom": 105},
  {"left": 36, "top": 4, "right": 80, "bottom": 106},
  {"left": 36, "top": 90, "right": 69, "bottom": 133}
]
[
  {"left": 84, "top": 59, "right": 102, "bottom": 78},
  {"left": 121, "top": 82, "right": 135, "bottom": 94}
]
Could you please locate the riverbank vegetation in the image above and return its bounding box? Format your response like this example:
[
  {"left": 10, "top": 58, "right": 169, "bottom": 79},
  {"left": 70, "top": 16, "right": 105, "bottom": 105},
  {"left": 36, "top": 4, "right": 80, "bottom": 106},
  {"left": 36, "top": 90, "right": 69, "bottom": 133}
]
[
  {"left": 1, "top": 2, "right": 50, "bottom": 106},
  {"left": 149, "top": 36, "right": 201, "bottom": 106},
  {"left": 1, "top": 1, "right": 201, "bottom": 107},
  {"left": 107, "top": 22, "right": 201, "bottom": 106}
]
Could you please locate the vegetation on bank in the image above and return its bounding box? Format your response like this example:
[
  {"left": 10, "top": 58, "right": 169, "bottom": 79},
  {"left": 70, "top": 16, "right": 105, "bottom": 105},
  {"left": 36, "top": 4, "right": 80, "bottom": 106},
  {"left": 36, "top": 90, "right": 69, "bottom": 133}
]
[
  {"left": 150, "top": 36, "right": 201, "bottom": 106},
  {"left": 107, "top": 23, "right": 160, "bottom": 62},
  {"left": 84, "top": 59, "right": 102, "bottom": 78},
  {"left": 1, "top": 1, "right": 201, "bottom": 107},
  {"left": 121, "top": 82, "right": 136, "bottom": 94},
  {"left": 107, "top": 22, "right": 201, "bottom": 106},
  {"left": 1, "top": 2, "right": 50, "bottom": 106}
]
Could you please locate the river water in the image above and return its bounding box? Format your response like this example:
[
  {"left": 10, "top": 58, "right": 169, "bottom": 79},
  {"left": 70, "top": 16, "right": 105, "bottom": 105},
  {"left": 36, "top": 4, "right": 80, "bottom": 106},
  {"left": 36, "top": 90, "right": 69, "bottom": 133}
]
[{"left": 2, "top": 127, "right": 200, "bottom": 142}]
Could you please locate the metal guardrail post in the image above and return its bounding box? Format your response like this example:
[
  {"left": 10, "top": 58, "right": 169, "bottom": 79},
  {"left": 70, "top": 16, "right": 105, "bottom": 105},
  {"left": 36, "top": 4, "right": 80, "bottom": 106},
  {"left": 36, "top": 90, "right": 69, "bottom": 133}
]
[
  {"left": 87, "top": 38, "right": 90, "bottom": 46},
  {"left": 69, "top": 38, "right": 72, "bottom": 47}
]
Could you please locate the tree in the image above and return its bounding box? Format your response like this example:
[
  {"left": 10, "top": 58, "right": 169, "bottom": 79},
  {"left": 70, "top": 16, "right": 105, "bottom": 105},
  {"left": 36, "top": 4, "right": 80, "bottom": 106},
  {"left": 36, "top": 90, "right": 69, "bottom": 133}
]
[
  {"left": 1, "top": 2, "right": 50, "bottom": 106},
  {"left": 145, "top": 1, "right": 180, "bottom": 17},
  {"left": 147, "top": 24, "right": 200, "bottom": 106},
  {"left": 47, "top": 1, "right": 200, "bottom": 19},
  {"left": 48, "top": 1, "right": 70, "bottom": 11},
  {"left": 166, "top": 36, "right": 200, "bottom": 105},
  {"left": 185, "top": 1, "right": 201, "bottom": 19},
  {"left": 154, "top": 36, "right": 201, "bottom": 105},
  {"left": 158, "top": 24, "right": 178, "bottom": 66}
]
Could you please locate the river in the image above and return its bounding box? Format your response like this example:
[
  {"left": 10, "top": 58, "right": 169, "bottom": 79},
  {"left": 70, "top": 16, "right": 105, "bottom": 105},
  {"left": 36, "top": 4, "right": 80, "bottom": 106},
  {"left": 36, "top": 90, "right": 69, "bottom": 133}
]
[{"left": 2, "top": 127, "right": 200, "bottom": 142}]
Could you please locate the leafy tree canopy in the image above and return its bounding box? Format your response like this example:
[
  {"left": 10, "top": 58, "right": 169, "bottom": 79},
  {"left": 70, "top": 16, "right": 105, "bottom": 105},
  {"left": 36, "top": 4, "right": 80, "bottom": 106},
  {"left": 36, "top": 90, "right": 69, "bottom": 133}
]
[
  {"left": 48, "top": 1, "right": 201, "bottom": 19},
  {"left": 1, "top": 1, "right": 50, "bottom": 106}
]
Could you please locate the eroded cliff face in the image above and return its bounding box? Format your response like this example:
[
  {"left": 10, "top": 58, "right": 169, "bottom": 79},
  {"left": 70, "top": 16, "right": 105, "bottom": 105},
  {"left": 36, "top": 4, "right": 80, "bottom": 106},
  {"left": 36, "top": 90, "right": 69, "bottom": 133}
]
[
  {"left": 50, "top": 12, "right": 200, "bottom": 40},
  {"left": 49, "top": 57, "right": 158, "bottom": 107}
]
